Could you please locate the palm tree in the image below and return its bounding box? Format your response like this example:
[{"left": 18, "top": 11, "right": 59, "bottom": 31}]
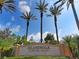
[
  {"left": 36, "top": 0, "right": 48, "bottom": 43},
  {"left": 0, "top": 0, "right": 16, "bottom": 13},
  {"left": 21, "top": 12, "right": 36, "bottom": 40},
  {"left": 49, "top": 5, "right": 63, "bottom": 43},
  {"left": 63, "top": 36, "right": 76, "bottom": 59},
  {"left": 0, "top": 28, "right": 12, "bottom": 39},
  {"left": 54, "top": 0, "right": 79, "bottom": 30}
]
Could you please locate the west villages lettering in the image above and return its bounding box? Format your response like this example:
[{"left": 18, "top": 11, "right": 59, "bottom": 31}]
[
  {"left": 28, "top": 45, "right": 50, "bottom": 49},
  {"left": 27, "top": 45, "right": 50, "bottom": 51}
]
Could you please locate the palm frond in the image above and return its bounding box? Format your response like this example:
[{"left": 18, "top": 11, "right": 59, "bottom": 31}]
[
  {"left": 58, "top": 7, "right": 63, "bottom": 13},
  {"left": 67, "top": 1, "right": 70, "bottom": 10},
  {"left": 63, "top": 36, "right": 72, "bottom": 44},
  {"left": 57, "top": 0, "right": 65, "bottom": 9},
  {"left": 49, "top": 5, "right": 63, "bottom": 16},
  {"left": 44, "top": 3, "right": 48, "bottom": 7},
  {"left": 1, "top": 0, "right": 16, "bottom": 13},
  {"left": 54, "top": 0, "right": 66, "bottom": 12},
  {"left": 31, "top": 16, "right": 37, "bottom": 20},
  {"left": 7, "top": 4, "right": 15, "bottom": 11},
  {"left": 40, "top": 0, "right": 42, "bottom": 5},
  {"left": 54, "top": 0, "right": 62, "bottom": 5},
  {"left": 4, "top": 0, "right": 15, "bottom": 3},
  {"left": 20, "top": 16, "right": 26, "bottom": 19},
  {"left": 35, "top": 7, "right": 40, "bottom": 10},
  {"left": 46, "top": 14, "right": 52, "bottom": 17},
  {"left": 36, "top": 0, "right": 48, "bottom": 13},
  {"left": 43, "top": 0, "right": 45, "bottom": 6},
  {"left": 20, "top": 12, "right": 36, "bottom": 21},
  {"left": 0, "top": 5, "right": 2, "bottom": 13}
]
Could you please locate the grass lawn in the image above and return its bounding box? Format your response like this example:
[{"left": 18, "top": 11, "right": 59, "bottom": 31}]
[{"left": 4, "top": 56, "right": 69, "bottom": 59}]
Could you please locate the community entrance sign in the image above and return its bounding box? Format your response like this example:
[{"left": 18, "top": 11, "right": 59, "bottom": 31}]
[{"left": 15, "top": 43, "right": 72, "bottom": 57}]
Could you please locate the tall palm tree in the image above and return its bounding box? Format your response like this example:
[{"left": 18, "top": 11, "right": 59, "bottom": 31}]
[
  {"left": 0, "top": 0, "right": 16, "bottom": 13},
  {"left": 49, "top": 5, "right": 63, "bottom": 43},
  {"left": 54, "top": 0, "right": 79, "bottom": 30},
  {"left": 21, "top": 12, "right": 36, "bottom": 40},
  {"left": 36, "top": 0, "right": 48, "bottom": 43}
]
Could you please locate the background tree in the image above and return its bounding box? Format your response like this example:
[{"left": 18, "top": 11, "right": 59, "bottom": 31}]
[
  {"left": 21, "top": 35, "right": 31, "bottom": 45},
  {"left": 0, "top": 36, "right": 16, "bottom": 59},
  {"left": 29, "top": 36, "right": 34, "bottom": 43},
  {"left": 36, "top": 0, "right": 48, "bottom": 43},
  {"left": 44, "top": 33, "right": 58, "bottom": 44},
  {"left": 15, "top": 35, "right": 22, "bottom": 45},
  {"left": 0, "top": 28, "right": 12, "bottom": 39}
]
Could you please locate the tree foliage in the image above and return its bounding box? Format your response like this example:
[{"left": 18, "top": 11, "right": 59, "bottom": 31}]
[
  {"left": 63, "top": 35, "right": 79, "bottom": 59},
  {"left": 44, "top": 33, "right": 58, "bottom": 44}
]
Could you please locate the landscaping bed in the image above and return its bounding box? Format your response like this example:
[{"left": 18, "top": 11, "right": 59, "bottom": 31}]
[{"left": 4, "top": 56, "right": 69, "bottom": 59}]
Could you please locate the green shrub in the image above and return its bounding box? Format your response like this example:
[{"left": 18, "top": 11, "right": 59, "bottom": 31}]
[{"left": 1, "top": 48, "right": 15, "bottom": 57}]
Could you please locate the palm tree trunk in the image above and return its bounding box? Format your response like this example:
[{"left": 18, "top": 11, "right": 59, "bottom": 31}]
[
  {"left": 54, "top": 15, "right": 59, "bottom": 43},
  {"left": 71, "top": 3, "right": 79, "bottom": 30},
  {"left": 40, "top": 12, "right": 43, "bottom": 43},
  {"left": 26, "top": 21, "right": 29, "bottom": 41},
  {"left": 68, "top": 43, "right": 76, "bottom": 59},
  {"left": 71, "top": 3, "right": 79, "bottom": 59}
]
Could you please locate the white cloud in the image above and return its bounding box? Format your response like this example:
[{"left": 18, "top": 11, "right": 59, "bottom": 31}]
[
  {"left": 27, "top": 32, "right": 40, "bottom": 42},
  {"left": 19, "top": 0, "right": 30, "bottom": 15},
  {"left": 27, "top": 32, "right": 62, "bottom": 42},
  {"left": 0, "top": 24, "right": 5, "bottom": 30},
  {"left": 54, "top": 33, "right": 63, "bottom": 41},
  {"left": 0, "top": 24, "right": 21, "bottom": 34},
  {"left": 42, "top": 32, "right": 49, "bottom": 39},
  {"left": 0, "top": 23, "right": 11, "bottom": 30},
  {"left": 10, "top": 25, "right": 21, "bottom": 33},
  {"left": 6, "top": 22, "right": 11, "bottom": 27}
]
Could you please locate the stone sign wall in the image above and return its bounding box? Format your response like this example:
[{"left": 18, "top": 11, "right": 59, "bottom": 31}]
[{"left": 15, "top": 43, "right": 72, "bottom": 57}]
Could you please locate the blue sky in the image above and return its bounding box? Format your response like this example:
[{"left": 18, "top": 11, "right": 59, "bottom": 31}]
[{"left": 0, "top": 0, "right": 79, "bottom": 41}]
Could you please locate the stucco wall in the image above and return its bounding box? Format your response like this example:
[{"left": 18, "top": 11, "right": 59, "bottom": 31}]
[{"left": 15, "top": 43, "right": 72, "bottom": 57}]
